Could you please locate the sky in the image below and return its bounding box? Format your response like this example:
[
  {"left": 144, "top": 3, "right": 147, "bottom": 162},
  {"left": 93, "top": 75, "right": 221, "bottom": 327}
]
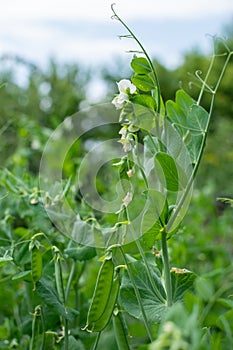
[{"left": 1, "top": 0, "right": 233, "bottom": 82}]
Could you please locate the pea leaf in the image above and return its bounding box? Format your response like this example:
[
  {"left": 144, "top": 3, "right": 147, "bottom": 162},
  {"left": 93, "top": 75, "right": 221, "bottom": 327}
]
[
  {"left": 171, "top": 268, "right": 197, "bottom": 302},
  {"left": 64, "top": 246, "right": 96, "bottom": 261},
  {"left": 0, "top": 255, "right": 13, "bottom": 267},
  {"left": 166, "top": 89, "right": 209, "bottom": 164},
  {"left": 154, "top": 152, "right": 179, "bottom": 192},
  {"left": 131, "top": 74, "right": 154, "bottom": 92},
  {"left": 120, "top": 101, "right": 156, "bottom": 131},
  {"left": 36, "top": 278, "right": 73, "bottom": 320},
  {"left": 62, "top": 336, "right": 86, "bottom": 350},
  {"left": 131, "top": 94, "right": 156, "bottom": 111},
  {"left": 131, "top": 57, "right": 152, "bottom": 74},
  {"left": 12, "top": 270, "right": 32, "bottom": 282},
  {"left": 120, "top": 260, "right": 166, "bottom": 323},
  {"left": 120, "top": 261, "right": 196, "bottom": 324},
  {"left": 140, "top": 190, "right": 168, "bottom": 245},
  {"left": 187, "top": 104, "right": 209, "bottom": 135}
]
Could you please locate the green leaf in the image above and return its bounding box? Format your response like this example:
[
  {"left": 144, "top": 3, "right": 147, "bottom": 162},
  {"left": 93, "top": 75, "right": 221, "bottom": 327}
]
[
  {"left": 154, "top": 152, "right": 179, "bottom": 192},
  {"left": 131, "top": 94, "right": 156, "bottom": 111},
  {"left": 187, "top": 104, "right": 209, "bottom": 135},
  {"left": 120, "top": 101, "right": 156, "bottom": 131},
  {"left": 0, "top": 255, "right": 13, "bottom": 267},
  {"left": 166, "top": 89, "right": 209, "bottom": 164},
  {"left": 64, "top": 246, "right": 96, "bottom": 261},
  {"left": 121, "top": 261, "right": 196, "bottom": 324},
  {"left": 141, "top": 190, "right": 168, "bottom": 245},
  {"left": 166, "top": 90, "right": 192, "bottom": 130},
  {"left": 12, "top": 270, "right": 32, "bottom": 282},
  {"left": 131, "top": 74, "right": 154, "bottom": 92},
  {"left": 71, "top": 215, "right": 97, "bottom": 246},
  {"left": 131, "top": 57, "right": 152, "bottom": 74},
  {"left": 217, "top": 309, "right": 233, "bottom": 333},
  {"left": 62, "top": 336, "right": 85, "bottom": 350},
  {"left": 171, "top": 268, "right": 197, "bottom": 302},
  {"left": 120, "top": 260, "right": 166, "bottom": 323},
  {"left": 194, "top": 277, "right": 214, "bottom": 301},
  {"left": 36, "top": 279, "right": 72, "bottom": 320}
]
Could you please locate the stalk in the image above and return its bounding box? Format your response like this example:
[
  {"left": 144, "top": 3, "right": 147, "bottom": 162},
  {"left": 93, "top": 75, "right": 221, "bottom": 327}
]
[
  {"left": 119, "top": 246, "right": 154, "bottom": 342},
  {"left": 166, "top": 48, "right": 233, "bottom": 233},
  {"left": 161, "top": 231, "right": 172, "bottom": 307},
  {"left": 92, "top": 332, "right": 101, "bottom": 350},
  {"left": 111, "top": 4, "right": 161, "bottom": 114}
]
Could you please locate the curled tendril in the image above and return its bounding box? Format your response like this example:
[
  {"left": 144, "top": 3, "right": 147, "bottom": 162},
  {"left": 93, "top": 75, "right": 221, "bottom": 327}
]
[
  {"left": 110, "top": 2, "right": 161, "bottom": 114},
  {"left": 111, "top": 3, "right": 118, "bottom": 20},
  {"left": 186, "top": 71, "right": 214, "bottom": 95},
  {"left": 195, "top": 70, "right": 214, "bottom": 94}
]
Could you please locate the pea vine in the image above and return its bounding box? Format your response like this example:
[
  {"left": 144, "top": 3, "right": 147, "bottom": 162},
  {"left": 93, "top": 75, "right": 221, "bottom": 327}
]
[{"left": 82, "top": 4, "right": 233, "bottom": 348}]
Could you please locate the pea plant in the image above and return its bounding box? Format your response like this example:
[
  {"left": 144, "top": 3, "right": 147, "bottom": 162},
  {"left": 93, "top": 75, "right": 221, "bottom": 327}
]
[
  {"left": 79, "top": 5, "right": 233, "bottom": 349},
  {"left": 0, "top": 4, "right": 233, "bottom": 350}
]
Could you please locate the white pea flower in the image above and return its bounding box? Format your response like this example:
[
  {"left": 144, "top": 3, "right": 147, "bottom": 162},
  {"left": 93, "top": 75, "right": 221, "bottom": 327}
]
[
  {"left": 119, "top": 125, "right": 128, "bottom": 138},
  {"left": 123, "top": 192, "right": 133, "bottom": 206},
  {"left": 112, "top": 79, "right": 136, "bottom": 109},
  {"left": 112, "top": 92, "right": 129, "bottom": 109},
  {"left": 117, "top": 79, "right": 136, "bottom": 94}
]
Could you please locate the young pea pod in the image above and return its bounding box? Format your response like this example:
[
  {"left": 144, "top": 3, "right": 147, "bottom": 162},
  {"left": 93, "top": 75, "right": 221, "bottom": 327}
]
[
  {"left": 113, "top": 308, "right": 130, "bottom": 350},
  {"left": 30, "top": 305, "right": 41, "bottom": 350},
  {"left": 91, "top": 269, "right": 120, "bottom": 332},
  {"left": 52, "top": 246, "right": 65, "bottom": 305},
  {"left": 84, "top": 257, "right": 115, "bottom": 331},
  {"left": 29, "top": 240, "right": 42, "bottom": 290}
]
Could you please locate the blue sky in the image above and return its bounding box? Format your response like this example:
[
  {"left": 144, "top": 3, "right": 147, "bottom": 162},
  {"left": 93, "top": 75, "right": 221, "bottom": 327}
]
[{"left": 1, "top": 0, "right": 233, "bottom": 70}]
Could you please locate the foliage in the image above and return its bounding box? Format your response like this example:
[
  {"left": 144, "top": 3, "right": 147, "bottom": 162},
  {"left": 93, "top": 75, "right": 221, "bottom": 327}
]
[{"left": 0, "top": 5, "right": 233, "bottom": 350}]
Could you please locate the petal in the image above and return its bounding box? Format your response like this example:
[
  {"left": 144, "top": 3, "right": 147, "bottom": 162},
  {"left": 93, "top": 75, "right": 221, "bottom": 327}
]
[
  {"left": 112, "top": 93, "right": 129, "bottom": 109},
  {"left": 117, "top": 79, "right": 136, "bottom": 94}
]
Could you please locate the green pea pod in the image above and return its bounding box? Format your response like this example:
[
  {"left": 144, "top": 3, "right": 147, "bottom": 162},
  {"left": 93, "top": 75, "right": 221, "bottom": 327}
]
[
  {"left": 113, "top": 308, "right": 130, "bottom": 350},
  {"left": 43, "top": 332, "right": 56, "bottom": 350},
  {"left": 30, "top": 305, "right": 41, "bottom": 350},
  {"left": 91, "top": 270, "right": 120, "bottom": 332},
  {"left": 53, "top": 247, "right": 65, "bottom": 305},
  {"left": 85, "top": 258, "right": 114, "bottom": 329},
  {"left": 30, "top": 244, "right": 42, "bottom": 290}
]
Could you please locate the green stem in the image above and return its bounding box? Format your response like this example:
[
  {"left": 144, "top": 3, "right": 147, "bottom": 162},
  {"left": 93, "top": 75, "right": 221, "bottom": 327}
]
[
  {"left": 161, "top": 231, "right": 172, "bottom": 307},
  {"left": 40, "top": 307, "right": 46, "bottom": 350},
  {"left": 166, "top": 48, "right": 233, "bottom": 233},
  {"left": 92, "top": 332, "right": 101, "bottom": 350},
  {"left": 124, "top": 208, "right": 165, "bottom": 303},
  {"left": 135, "top": 238, "right": 166, "bottom": 303},
  {"left": 65, "top": 261, "right": 76, "bottom": 304},
  {"left": 64, "top": 318, "right": 69, "bottom": 350},
  {"left": 111, "top": 4, "right": 161, "bottom": 114},
  {"left": 119, "top": 246, "right": 154, "bottom": 342}
]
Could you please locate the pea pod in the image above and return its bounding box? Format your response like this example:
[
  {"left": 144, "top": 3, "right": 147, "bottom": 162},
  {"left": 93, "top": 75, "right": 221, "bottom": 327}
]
[
  {"left": 91, "top": 269, "right": 120, "bottom": 332},
  {"left": 43, "top": 331, "right": 57, "bottom": 350},
  {"left": 113, "top": 308, "right": 130, "bottom": 350},
  {"left": 29, "top": 241, "right": 42, "bottom": 290},
  {"left": 52, "top": 246, "right": 65, "bottom": 304},
  {"left": 85, "top": 258, "right": 114, "bottom": 330},
  {"left": 30, "top": 305, "right": 41, "bottom": 350}
]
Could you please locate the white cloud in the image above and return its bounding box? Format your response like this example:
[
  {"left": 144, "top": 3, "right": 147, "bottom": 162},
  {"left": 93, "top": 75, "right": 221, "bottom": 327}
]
[
  {"left": 0, "top": 0, "right": 232, "bottom": 70},
  {"left": 2, "top": 0, "right": 233, "bottom": 21}
]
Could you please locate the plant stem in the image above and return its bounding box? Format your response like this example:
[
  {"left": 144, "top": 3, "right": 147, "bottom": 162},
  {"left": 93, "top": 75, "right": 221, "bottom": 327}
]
[
  {"left": 65, "top": 261, "right": 76, "bottom": 304},
  {"left": 64, "top": 318, "right": 69, "bottom": 350},
  {"left": 166, "top": 48, "right": 233, "bottom": 233},
  {"left": 135, "top": 238, "right": 166, "bottom": 303},
  {"left": 119, "top": 246, "right": 154, "bottom": 342},
  {"left": 161, "top": 231, "right": 172, "bottom": 307},
  {"left": 92, "top": 332, "right": 101, "bottom": 350},
  {"left": 111, "top": 4, "right": 161, "bottom": 113}
]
